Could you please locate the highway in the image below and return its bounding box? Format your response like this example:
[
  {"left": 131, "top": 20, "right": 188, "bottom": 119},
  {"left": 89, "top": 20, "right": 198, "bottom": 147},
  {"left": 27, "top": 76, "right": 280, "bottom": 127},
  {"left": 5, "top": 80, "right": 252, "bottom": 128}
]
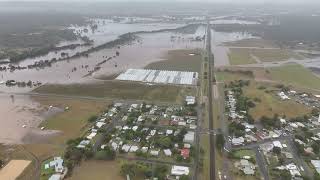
[{"left": 206, "top": 20, "right": 216, "bottom": 180}]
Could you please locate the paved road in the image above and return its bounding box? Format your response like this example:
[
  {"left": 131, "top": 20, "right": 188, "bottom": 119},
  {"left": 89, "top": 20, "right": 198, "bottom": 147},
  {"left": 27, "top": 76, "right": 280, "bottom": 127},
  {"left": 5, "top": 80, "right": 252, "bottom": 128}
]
[
  {"left": 206, "top": 20, "right": 216, "bottom": 180},
  {"left": 193, "top": 100, "right": 204, "bottom": 180},
  {"left": 254, "top": 147, "right": 269, "bottom": 180},
  {"left": 286, "top": 139, "right": 312, "bottom": 179}
]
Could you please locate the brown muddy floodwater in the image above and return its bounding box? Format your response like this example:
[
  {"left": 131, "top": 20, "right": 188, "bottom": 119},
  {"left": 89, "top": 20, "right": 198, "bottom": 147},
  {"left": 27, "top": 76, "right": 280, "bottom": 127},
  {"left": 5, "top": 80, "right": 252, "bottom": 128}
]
[
  {"left": 0, "top": 26, "right": 206, "bottom": 93},
  {"left": 0, "top": 94, "right": 61, "bottom": 144}
]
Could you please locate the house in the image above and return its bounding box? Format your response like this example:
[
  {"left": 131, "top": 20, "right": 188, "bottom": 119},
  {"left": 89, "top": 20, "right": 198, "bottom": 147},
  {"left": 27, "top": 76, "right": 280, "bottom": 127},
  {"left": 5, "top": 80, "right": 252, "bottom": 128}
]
[
  {"left": 141, "top": 147, "right": 149, "bottom": 153},
  {"left": 277, "top": 163, "right": 301, "bottom": 177},
  {"left": 122, "top": 116, "right": 128, "bottom": 121},
  {"left": 150, "top": 150, "right": 159, "bottom": 156},
  {"left": 114, "top": 103, "right": 123, "bottom": 107},
  {"left": 185, "top": 96, "right": 196, "bottom": 105},
  {"left": 137, "top": 116, "right": 144, "bottom": 122},
  {"left": 129, "top": 146, "right": 139, "bottom": 152},
  {"left": 183, "top": 131, "right": 195, "bottom": 143},
  {"left": 122, "top": 145, "right": 131, "bottom": 152},
  {"left": 234, "top": 159, "right": 256, "bottom": 175},
  {"left": 171, "top": 166, "right": 189, "bottom": 176},
  {"left": 96, "top": 122, "right": 106, "bottom": 128},
  {"left": 86, "top": 132, "right": 97, "bottom": 140},
  {"left": 76, "top": 140, "right": 90, "bottom": 149},
  {"left": 178, "top": 122, "right": 187, "bottom": 126},
  {"left": 278, "top": 92, "right": 290, "bottom": 100},
  {"left": 166, "top": 130, "right": 173, "bottom": 135},
  {"left": 49, "top": 157, "right": 64, "bottom": 173},
  {"left": 280, "top": 118, "right": 287, "bottom": 124},
  {"left": 164, "top": 149, "right": 172, "bottom": 156},
  {"left": 111, "top": 142, "right": 119, "bottom": 150},
  {"left": 189, "top": 124, "right": 197, "bottom": 129},
  {"left": 132, "top": 126, "right": 138, "bottom": 131},
  {"left": 290, "top": 123, "right": 299, "bottom": 128},
  {"left": 311, "top": 160, "right": 320, "bottom": 174},
  {"left": 180, "top": 148, "right": 190, "bottom": 159},
  {"left": 231, "top": 137, "right": 244, "bottom": 146},
  {"left": 49, "top": 174, "right": 62, "bottom": 180},
  {"left": 273, "top": 141, "right": 283, "bottom": 149}
]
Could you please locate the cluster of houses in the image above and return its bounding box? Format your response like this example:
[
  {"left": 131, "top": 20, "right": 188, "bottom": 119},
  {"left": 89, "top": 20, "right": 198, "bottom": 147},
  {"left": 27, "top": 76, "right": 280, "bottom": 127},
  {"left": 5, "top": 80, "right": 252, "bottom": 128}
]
[
  {"left": 98, "top": 101, "right": 197, "bottom": 178},
  {"left": 45, "top": 157, "right": 66, "bottom": 180},
  {"left": 278, "top": 90, "right": 320, "bottom": 108},
  {"left": 258, "top": 140, "right": 304, "bottom": 178},
  {"left": 76, "top": 105, "right": 120, "bottom": 149},
  {"left": 234, "top": 158, "right": 256, "bottom": 176},
  {"left": 226, "top": 91, "right": 258, "bottom": 146}
]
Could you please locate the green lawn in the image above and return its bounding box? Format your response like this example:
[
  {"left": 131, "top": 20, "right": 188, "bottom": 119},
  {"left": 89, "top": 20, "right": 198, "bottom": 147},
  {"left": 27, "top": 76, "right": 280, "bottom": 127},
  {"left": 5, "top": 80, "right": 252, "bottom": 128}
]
[
  {"left": 40, "top": 159, "right": 55, "bottom": 180},
  {"left": 232, "top": 149, "right": 256, "bottom": 161},
  {"left": 268, "top": 64, "right": 320, "bottom": 90}
]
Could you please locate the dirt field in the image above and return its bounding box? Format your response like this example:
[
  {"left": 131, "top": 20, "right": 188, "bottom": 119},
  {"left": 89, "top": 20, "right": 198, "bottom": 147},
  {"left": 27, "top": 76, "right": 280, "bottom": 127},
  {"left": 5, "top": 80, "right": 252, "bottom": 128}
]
[
  {"left": 145, "top": 49, "right": 202, "bottom": 72},
  {"left": 0, "top": 160, "right": 31, "bottom": 180},
  {"left": 68, "top": 160, "right": 123, "bottom": 180}
]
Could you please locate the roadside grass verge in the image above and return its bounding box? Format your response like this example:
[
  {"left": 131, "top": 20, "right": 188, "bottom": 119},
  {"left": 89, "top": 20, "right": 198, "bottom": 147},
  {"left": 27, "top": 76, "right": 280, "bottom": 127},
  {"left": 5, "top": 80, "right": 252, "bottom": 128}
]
[{"left": 145, "top": 49, "right": 202, "bottom": 73}]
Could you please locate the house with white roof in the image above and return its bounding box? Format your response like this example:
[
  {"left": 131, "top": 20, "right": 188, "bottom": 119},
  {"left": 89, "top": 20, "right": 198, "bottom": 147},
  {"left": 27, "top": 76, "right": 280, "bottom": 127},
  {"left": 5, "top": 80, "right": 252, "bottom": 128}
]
[
  {"left": 164, "top": 149, "right": 172, "bottom": 156},
  {"left": 171, "top": 165, "right": 189, "bottom": 176},
  {"left": 183, "top": 131, "right": 195, "bottom": 143}
]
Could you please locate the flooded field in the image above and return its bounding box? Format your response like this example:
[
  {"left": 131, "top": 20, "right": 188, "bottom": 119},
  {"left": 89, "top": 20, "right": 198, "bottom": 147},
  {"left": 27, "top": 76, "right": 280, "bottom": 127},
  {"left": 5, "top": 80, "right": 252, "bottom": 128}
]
[
  {"left": 0, "top": 25, "right": 205, "bottom": 92},
  {"left": 0, "top": 94, "right": 60, "bottom": 144},
  {"left": 0, "top": 23, "right": 265, "bottom": 93},
  {"left": 17, "top": 19, "right": 184, "bottom": 67},
  {"left": 211, "top": 29, "right": 257, "bottom": 67}
]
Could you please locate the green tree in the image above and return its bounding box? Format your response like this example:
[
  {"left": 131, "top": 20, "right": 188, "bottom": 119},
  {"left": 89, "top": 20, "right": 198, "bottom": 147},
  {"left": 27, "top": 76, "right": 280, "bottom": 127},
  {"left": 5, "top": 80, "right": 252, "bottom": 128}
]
[
  {"left": 216, "top": 134, "right": 225, "bottom": 151},
  {"left": 312, "top": 143, "right": 320, "bottom": 154},
  {"left": 272, "top": 147, "right": 281, "bottom": 155},
  {"left": 94, "top": 147, "right": 115, "bottom": 160}
]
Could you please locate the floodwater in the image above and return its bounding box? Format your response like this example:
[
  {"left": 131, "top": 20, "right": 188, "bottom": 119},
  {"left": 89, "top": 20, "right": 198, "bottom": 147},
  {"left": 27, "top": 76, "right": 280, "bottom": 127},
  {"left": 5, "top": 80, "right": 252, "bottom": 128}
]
[
  {"left": 0, "top": 19, "right": 263, "bottom": 145},
  {"left": 0, "top": 25, "right": 206, "bottom": 92},
  {"left": 0, "top": 24, "right": 260, "bottom": 92},
  {"left": 17, "top": 19, "right": 184, "bottom": 67},
  {"left": 0, "top": 94, "right": 59, "bottom": 144},
  {"left": 211, "top": 29, "right": 257, "bottom": 67},
  {"left": 210, "top": 19, "right": 260, "bottom": 25}
]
